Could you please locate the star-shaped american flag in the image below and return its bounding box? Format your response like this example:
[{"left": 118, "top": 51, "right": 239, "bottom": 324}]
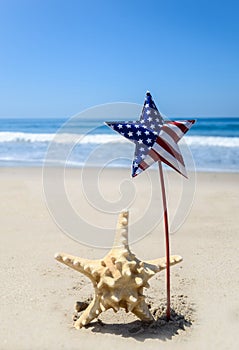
[{"left": 105, "top": 91, "right": 195, "bottom": 178}]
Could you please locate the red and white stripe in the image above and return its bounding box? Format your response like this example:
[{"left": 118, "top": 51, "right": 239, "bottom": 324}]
[{"left": 138, "top": 120, "right": 195, "bottom": 178}]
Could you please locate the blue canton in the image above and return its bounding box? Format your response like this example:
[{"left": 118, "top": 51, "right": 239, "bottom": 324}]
[
  {"left": 132, "top": 92, "right": 164, "bottom": 175},
  {"left": 106, "top": 92, "right": 165, "bottom": 177}
]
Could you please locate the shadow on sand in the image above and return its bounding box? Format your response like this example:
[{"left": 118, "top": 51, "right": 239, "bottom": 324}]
[{"left": 85, "top": 309, "right": 192, "bottom": 341}]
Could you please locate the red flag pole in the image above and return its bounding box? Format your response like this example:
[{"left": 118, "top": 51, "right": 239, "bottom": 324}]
[{"left": 158, "top": 160, "right": 171, "bottom": 321}]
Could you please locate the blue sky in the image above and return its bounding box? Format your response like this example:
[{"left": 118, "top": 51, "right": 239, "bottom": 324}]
[{"left": 0, "top": 0, "right": 238, "bottom": 118}]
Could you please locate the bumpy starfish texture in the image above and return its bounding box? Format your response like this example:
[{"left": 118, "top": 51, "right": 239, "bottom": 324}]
[{"left": 55, "top": 211, "right": 182, "bottom": 329}]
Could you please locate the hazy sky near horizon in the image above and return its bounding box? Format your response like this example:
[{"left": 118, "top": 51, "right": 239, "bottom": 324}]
[{"left": 0, "top": 0, "right": 238, "bottom": 118}]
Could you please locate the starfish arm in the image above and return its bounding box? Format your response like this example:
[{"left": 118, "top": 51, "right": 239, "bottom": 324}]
[
  {"left": 74, "top": 297, "right": 102, "bottom": 329},
  {"left": 111, "top": 210, "right": 129, "bottom": 251},
  {"left": 131, "top": 297, "right": 154, "bottom": 322},
  {"left": 145, "top": 255, "right": 183, "bottom": 271},
  {"left": 55, "top": 252, "right": 100, "bottom": 283}
]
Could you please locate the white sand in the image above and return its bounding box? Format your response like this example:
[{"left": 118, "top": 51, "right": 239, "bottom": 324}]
[{"left": 0, "top": 168, "right": 238, "bottom": 349}]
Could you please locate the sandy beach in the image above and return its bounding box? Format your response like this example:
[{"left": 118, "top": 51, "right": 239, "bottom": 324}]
[{"left": 0, "top": 167, "right": 238, "bottom": 350}]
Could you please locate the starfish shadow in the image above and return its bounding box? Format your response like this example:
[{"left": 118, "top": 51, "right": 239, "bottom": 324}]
[{"left": 84, "top": 309, "right": 193, "bottom": 341}]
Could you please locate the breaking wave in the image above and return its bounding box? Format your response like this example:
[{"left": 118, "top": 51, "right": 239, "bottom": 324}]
[{"left": 1, "top": 132, "right": 239, "bottom": 148}]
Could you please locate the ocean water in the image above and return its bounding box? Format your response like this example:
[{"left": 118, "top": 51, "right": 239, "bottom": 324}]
[{"left": 0, "top": 117, "right": 239, "bottom": 172}]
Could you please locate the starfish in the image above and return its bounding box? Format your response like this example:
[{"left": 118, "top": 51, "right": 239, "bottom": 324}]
[{"left": 55, "top": 210, "right": 182, "bottom": 329}]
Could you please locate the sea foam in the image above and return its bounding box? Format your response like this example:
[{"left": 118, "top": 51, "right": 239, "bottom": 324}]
[{"left": 1, "top": 132, "right": 239, "bottom": 148}]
